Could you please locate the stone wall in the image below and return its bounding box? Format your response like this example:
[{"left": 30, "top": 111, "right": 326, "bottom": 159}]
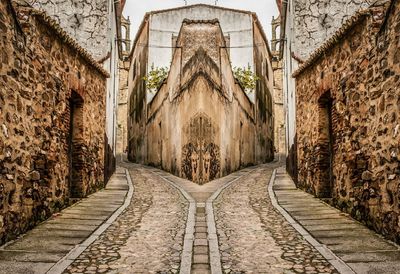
[
  {"left": 0, "top": 0, "right": 107, "bottom": 245},
  {"left": 295, "top": 0, "right": 400, "bottom": 243},
  {"left": 281, "top": 0, "right": 372, "bottom": 181},
  {"left": 29, "top": 0, "right": 109, "bottom": 59}
]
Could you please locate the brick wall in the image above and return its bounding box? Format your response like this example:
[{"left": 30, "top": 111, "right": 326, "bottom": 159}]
[
  {"left": 0, "top": 0, "right": 107, "bottom": 245},
  {"left": 295, "top": 0, "right": 400, "bottom": 243}
]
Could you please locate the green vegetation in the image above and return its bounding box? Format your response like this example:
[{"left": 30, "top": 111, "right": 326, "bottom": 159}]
[
  {"left": 233, "top": 65, "right": 259, "bottom": 93},
  {"left": 143, "top": 65, "right": 169, "bottom": 92}
]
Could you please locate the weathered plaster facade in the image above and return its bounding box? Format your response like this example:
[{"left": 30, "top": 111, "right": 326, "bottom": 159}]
[
  {"left": 295, "top": 0, "right": 400, "bottom": 243},
  {"left": 117, "top": 60, "right": 130, "bottom": 154},
  {"left": 116, "top": 16, "right": 131, "bottom": 154},
  {"left": 0, "top": 0, "right": 108, "bottom": 245},
  {"left": 29, "top": 0, "right": 109, "bottom": 59},
  {"left": 131, "top": 4, "right": 271, "bottom": 104},
  {"left": 292, "top": 0, "right": 371, "bottom": 60},
  {"left": 271, "top": 16, "right": 286, "bottom": 159},
  {"left": 128, "top": 13, "right": 274, "bottom": 184},
  {"left": 278, "top": 0, "right": 371, "bottom": 178}
]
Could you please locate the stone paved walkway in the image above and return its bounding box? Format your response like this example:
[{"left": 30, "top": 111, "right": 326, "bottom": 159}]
[
  {"left": 214, "top": 164, "right": 339, "bottom": 274},
  {"left": 64, "top": 164, "right": 188, "bottom": 274},
  {"left": 0, "top": 167, "right": 129, "bottom": 274},
  {"left": 273, "top": 167, "right": 400, "bottom": 274},
  {"left": 2, "top": 163, "right": 400, "bottom": 274},
  {"left": 152, "top": 167, "right": 252, "bottom": 274}
]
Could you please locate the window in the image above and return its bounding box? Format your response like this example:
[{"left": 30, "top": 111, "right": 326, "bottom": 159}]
[{"left": 131, "top": 59, "right": 136, "bottom": 80}]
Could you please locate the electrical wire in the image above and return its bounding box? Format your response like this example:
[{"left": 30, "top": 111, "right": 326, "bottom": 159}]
[{"left": 136, "top": 42, "right": 268, "bottom": 49}]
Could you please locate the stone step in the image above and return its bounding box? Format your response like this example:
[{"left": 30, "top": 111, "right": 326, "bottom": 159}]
[
  {"left": 192, "top": 263, "right": 210, "bottom": 270},
  {"left": 196, "top": 206, "right": 206, "bottom": 214},
  {"left": 196, "top": 216, "right": 206, "bottom": 222},
  {"left": 195, "top": 222, "right": 207, "bottom": 228},
  {"left": 192, "top": 269, "right": 211, "bottom": 274},
  {"left": 193, "top": 246, "right": 208, "bottom": 254},
  {"left": 194, "top": 239, "right": 208, "bottom": 246},
  {"left": 195, "top": 226, "right": 207, "bottom": 233},
  {"left": 194, "top": 232, "right": 207, "bottom": 239},
  {"left": 193, "top": 254, "right": 209, "bottom": 264}
]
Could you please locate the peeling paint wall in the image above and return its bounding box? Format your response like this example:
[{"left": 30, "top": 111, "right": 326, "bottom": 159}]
[
  {"left": 293, "top": 0, "right": 371, "bottom": 60},
  {"left": 29, "top": 0, "right": 109, "bottom": 59}
]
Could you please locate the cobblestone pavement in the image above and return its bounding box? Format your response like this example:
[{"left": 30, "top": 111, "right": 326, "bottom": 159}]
[
  {"left": 214, "top": 165, "right": 339, "bottom": 274},
  {"left": 64, "top": 164, "right": 188, "bottom": 274}
]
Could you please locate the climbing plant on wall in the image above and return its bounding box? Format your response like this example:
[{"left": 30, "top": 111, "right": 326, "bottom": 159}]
[
  {"left": 143, "top": 64, "right": 169, "bottom": 93},
  {"left": 233, "top": 65, "right": 259, "bottom": 93}
]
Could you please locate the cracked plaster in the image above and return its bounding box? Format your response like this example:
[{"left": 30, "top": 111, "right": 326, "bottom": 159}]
[
  {"left": 29, "top": 0, "right": 109, "bottom": 59},
  {"left": 293, "top": 0, "right": 372, "bottom": 59}
]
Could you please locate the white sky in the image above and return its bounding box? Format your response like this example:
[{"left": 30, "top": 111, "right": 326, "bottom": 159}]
[{"left": 123, "top": 0, "right": 279, "bottom": 46}]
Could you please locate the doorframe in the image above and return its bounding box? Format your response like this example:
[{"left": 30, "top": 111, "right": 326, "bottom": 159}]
[
  {"left": 67, "top": 90, "right": 85, "bottom": 198},
  {"left": 317, "top": 90, "right": 334, "bottom": 198}
]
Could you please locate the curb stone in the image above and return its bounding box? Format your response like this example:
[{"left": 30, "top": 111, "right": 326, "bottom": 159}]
[
  {"left": 207, "top": 168, "right": 255, "bottom": 274},
  {"left": 268, "top": 168, "right": 356, "bottom": 274},
  {"left": 151, "top": 171, "right": 196, "bottom": 274},
  {"left": 46, "top": 168, "right": 134, "bottom": 274}
]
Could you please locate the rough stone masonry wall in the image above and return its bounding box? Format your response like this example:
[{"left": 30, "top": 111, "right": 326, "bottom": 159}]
[
  {"left": 295, "top": 1, "right": 400, "bottom": 243},
  {"left": 293, "top": 0, "right": 371, "bottom": 59},
  {"left": 0, "top": 0, "right": 107, "bottom": 245},
  {"left": 117, "top": 60, "right": 129, "bottom": 154},
  {"left": 28, "top": 0, "right": 109, "bottom": 59}
]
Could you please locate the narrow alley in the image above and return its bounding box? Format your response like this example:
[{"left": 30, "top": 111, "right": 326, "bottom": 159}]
[
  {"left": 2, "top": 162, "right": 400, "bottom": 273},
  {"left": 1, "top": 0, "right": 400, "bottom": 273}
]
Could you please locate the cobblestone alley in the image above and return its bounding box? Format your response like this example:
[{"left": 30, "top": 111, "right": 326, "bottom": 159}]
[
  {"left": 2, "top": 0, "right": 400, "bottom": 273},
  {"left": 2, "top": 162, "right": 399, "bottom": 274}
]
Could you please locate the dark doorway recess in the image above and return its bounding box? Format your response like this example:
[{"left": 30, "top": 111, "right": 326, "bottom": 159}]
[
  {"left": 317, "top": 91, "right": 334, "bottom": 198},
  {"left": 68, "top": 91, "right": 85, "bottom": 198}
]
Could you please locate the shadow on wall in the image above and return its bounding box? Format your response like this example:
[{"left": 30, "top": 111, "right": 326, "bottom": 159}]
[
  {"left": 286, "top": 133, "right": 298, "bottom": 184},
  {"left": 104, "top": 134, "right": 116, "bottom": 184}
]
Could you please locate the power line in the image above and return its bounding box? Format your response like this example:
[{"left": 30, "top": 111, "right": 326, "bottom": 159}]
[{"left": 136, "top": 42, "right": 268, "bottom": 49}]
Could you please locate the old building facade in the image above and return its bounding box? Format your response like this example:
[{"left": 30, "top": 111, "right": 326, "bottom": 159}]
[
  {"left": 0, "top": 0, "right": 108, "bottom": 244},
  {"left": 116, "top": 16, "right": 131, "bottom": 155},
  {"left": 128, "top": 5, "right": 274, "bottom": 184},
  {"left": 31, "top": 0, "right": 126, "bottom": 179},
  {"left": 278, "top": 0, "right": 371, "bottom": 178},
  {"left": 294, "top": 0, "right": 400, "bottom": 243},
  {"left": 271, "top": 15, "right": 286, "bottom": 160}
]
